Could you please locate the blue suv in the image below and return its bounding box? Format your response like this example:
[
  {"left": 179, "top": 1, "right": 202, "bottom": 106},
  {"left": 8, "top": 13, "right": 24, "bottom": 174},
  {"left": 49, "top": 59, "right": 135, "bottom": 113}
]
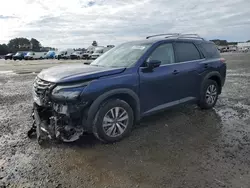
[{"left": 29, "top": 34, "right": 227, "bottom": 144}]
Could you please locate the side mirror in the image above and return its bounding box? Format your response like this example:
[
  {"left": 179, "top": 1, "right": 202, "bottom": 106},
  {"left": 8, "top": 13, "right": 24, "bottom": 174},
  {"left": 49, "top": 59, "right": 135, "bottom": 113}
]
[{"left": 147, "top": 60, "right": 161, "bottom": 69}]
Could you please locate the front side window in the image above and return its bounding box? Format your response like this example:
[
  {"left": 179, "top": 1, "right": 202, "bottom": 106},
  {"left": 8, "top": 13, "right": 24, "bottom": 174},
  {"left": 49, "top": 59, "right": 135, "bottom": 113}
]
[
  {"left": 174, "top": 42, "right": 201, "bottom": 62},
  {"left": 148, "top": 43, "right": 175, "bottom": 65}
]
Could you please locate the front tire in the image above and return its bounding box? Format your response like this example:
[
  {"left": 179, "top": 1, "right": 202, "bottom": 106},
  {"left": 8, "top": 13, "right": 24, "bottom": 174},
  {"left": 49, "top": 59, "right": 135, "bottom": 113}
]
[
  {"left": 198, "top": 79, "right": 219, "bottom": 109},
  {"left": 93, "top": 99, "right": 134, "bottom": 143}
]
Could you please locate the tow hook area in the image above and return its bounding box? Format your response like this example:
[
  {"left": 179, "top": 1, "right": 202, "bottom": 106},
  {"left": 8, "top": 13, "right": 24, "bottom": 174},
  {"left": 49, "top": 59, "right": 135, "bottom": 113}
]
[
  {"left": 27, "top": 112, "right": 36, "bottom": 138},
  {"left": 27, "top": 107, "right": 53, "bottom": 145}
]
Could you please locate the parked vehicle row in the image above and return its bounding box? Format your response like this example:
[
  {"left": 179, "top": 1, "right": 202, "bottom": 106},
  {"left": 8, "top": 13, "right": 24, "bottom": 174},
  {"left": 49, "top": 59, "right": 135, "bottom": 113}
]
[
  {"left": 24, "top": 52, "right": 48, "bottom": 60},
  {"left": 4, "top": 51, "right": 53, "bottom": 61},
  {"left": 3, "top": 52, "right": 28, "bottom": 60},
  {"left": 13, "top": 52, "right": 28, "bottom": 60},
  {"left": 4, "top": 45, "right": 115, "bottom": 61},
  {"left": 55, "top": 45, "right": 115, "bottom": 60},
  {"left": 4, "top": 53, "right": 15, "bottom": 60}
]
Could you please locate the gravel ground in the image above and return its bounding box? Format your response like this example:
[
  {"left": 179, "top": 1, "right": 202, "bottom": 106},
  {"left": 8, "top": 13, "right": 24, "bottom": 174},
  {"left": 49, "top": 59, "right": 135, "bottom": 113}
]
[{"left": 0, "top": 53, "right": 250, "bottom": 188}]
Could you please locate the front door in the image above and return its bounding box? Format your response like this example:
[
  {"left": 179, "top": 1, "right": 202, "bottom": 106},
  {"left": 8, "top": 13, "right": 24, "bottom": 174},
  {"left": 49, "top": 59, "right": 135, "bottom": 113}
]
[{"left": 139, "top": 43, "right": 182, "bottom": 114}]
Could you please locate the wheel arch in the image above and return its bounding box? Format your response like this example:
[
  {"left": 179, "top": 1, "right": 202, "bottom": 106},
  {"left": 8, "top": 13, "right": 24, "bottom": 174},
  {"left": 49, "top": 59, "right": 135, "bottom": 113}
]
[
  {"left": 202, "top": 71, "right": 222, "bottom": 94},
  {"left": 86, "top": 88, "right": 140, "bottom": 131}
]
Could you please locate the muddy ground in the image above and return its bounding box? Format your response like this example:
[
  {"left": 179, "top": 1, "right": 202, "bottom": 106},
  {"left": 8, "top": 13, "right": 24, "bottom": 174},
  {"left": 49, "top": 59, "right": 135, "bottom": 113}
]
[{"left": 0, "top": 53, "right": 250, "bottom": 188}]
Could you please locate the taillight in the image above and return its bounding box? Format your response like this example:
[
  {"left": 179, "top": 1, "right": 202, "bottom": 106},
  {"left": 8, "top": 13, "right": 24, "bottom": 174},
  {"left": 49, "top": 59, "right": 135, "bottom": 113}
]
[{"left": 220, "top": 58, "right": 226, "bottom": 63}]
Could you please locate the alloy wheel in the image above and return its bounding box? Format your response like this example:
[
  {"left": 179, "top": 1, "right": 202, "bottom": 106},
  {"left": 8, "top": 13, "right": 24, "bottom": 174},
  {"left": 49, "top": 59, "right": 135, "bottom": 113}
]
[
  {"left": 102, "top": 107, "right": 129, "bottom": 137},
  {"left": 206, "top": 84, "right": 217, "bottom": 105}
]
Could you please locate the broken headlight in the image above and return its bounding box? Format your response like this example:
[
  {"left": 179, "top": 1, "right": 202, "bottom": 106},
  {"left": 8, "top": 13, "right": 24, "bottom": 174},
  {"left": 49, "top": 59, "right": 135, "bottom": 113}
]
[{"left": 51, "top": 82, "right": 90, "bottom": 101}]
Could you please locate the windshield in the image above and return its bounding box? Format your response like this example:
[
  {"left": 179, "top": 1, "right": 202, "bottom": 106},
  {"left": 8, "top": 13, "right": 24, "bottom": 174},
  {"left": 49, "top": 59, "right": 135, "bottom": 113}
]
[
  {"left": 27, "top": 52, "right": 34, "bottom": 56},
  {"left": 15, "top": 52, "right": 22, "bottom": 56},
  {"left": 58, "top": 51, "right": 65, "bottom": 55},
  {"left": 46, "top": 51, "right": 54, "bottom": 55},
  {"left": 94, "top": 49, "right": 104, "bottom": 53},
  {"left": 91, "top": 42, "right": 151, "bottom": 68}
]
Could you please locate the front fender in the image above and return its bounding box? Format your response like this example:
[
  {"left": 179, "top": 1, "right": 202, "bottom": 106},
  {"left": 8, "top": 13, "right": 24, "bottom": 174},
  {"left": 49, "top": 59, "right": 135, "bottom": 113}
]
[{"left": 85, "top": 88, "right": 140, "bottom": 131}]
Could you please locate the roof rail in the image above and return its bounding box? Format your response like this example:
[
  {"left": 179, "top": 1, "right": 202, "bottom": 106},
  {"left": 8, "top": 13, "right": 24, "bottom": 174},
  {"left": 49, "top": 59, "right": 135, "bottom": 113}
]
[
  {"left": 146, "top": 33, "right": 180, "bottom": 39},
  {"left": 146, "top": 33, "right": 205, "bottom": 40},
  {"left": 177, "top": 34, "right": 205, "bottom": 40}
]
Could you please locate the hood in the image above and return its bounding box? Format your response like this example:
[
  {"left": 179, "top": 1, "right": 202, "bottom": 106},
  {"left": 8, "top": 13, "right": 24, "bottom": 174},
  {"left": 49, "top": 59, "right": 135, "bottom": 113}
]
[
  {"left": 5, "top": 53, "right": 13, "bottom": 56},
  {"left": 38, "top": 63, "right": 126, "bottom": 83}
]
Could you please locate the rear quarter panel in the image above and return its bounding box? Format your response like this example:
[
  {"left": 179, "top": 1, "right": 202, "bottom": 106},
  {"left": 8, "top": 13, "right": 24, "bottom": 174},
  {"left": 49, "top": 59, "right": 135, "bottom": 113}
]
[{"left": 198, "top": 58, "right": 226, "bottom": 89}]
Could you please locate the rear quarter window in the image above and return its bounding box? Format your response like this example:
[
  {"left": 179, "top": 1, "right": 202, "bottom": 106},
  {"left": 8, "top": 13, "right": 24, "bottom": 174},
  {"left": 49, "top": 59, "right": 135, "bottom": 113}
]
[
  {"left": 199, "top": 43, "right": 221, "bottom": 58},
  {"left": 174, "top": 42, "right": 202, "bottom": 63}
]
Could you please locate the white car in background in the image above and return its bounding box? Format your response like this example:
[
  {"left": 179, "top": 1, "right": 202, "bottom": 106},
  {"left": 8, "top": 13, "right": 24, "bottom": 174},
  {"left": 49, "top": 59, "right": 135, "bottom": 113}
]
[
  {"left": 90, "top": 46, "right": 105, "bottom": 60},
  {"left": 90, "top": 45, "right": 115, "bottom": 60},
  {"left": 24, "top": 52, "right": 47, "bottom": 60},
  {"left": 56, "top": 49, "right": 74, "bottom": 60},
  {"left": 70, "top": 51, "right": 84, "bottom": 60},
  {"left": 82, "top": 46, "right": 96, "bottom": 60},
  {"left": 242, "top": 48, "right": 249, "bottom": 53}
]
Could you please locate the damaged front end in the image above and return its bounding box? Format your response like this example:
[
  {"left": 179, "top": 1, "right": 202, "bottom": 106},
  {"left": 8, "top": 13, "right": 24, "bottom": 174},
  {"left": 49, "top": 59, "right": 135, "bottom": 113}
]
[{"left": 28, "top": 77, "right": 90, "bottom": 144}]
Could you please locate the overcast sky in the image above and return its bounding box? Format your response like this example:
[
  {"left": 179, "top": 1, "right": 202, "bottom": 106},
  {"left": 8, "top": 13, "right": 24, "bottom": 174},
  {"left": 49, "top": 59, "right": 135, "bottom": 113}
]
[{"left": 0, "top": 0, "right": 250, "bottom": 48}]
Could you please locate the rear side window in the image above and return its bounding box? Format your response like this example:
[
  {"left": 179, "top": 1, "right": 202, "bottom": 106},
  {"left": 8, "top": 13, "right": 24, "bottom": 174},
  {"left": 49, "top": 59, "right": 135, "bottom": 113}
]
[
  {"left": 200, "top": 43, "right": 220, "bottom": 58},
  {"left": 174, "top": 42, "right": 201, "bottom": 62}
]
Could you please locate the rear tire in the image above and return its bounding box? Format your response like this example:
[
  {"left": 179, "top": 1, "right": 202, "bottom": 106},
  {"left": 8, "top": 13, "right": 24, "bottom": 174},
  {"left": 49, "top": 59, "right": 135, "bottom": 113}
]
[
  {"left": 198, "top": 79, "right": 219, "bottom": 109},
  {"left": 93, "top": 99, "right": 134, "bottom": 143}
]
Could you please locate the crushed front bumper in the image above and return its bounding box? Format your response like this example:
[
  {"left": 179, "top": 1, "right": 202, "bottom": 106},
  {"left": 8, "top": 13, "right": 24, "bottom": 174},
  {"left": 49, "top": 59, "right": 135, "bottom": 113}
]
[
  {"left": 29, "top": 101, "right": 89, "bottom": 144},
  {"left": 30, "top": 77, "right": 91, "bottom": 144}
]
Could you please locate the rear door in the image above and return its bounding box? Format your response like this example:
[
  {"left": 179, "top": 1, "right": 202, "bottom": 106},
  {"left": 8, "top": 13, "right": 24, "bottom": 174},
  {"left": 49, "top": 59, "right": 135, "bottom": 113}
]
[{"left": 172, "top": 42, "right": 205, "bottom": 99}]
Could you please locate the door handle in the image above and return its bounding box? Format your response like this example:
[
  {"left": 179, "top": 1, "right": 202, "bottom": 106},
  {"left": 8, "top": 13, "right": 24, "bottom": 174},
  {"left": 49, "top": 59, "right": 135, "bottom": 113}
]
[
  {"left": 172, "top": 70, "right": 179, "bottom": 75},
  {"left": 204, "top": 63, "right": 208, "bottom": 68}
]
